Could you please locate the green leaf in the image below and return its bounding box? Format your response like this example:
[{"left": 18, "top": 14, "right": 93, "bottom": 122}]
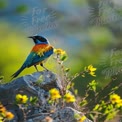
[
  {"left": 0, "top": 0, "right": 7, "bottom": 9},
  {"left": 29, "top": 96, "right": 38, "bottom": 105},
  {"left": 66, "top": 84, "right": 71, "bottom": 90},
  {"left": 36, "top": 75, "right": 44, "bottom": 85},
  {"left": 74, "top": 113, "right": 81, "bottom": 119},
  {"left": 111, "top": 86, "right": 119, "bottom": 91},
  {"left": 29, "top": 96, "right": 33, "bottom": 102},
  {"left": 16, "top": 5, "right": 28, "bottom": 14},
  {"left": 0, "top": 76, "right": 4, "bottom": 80},
  {"left": 93, "top": 104, "right": 100, "bottom": 111},
  {"left": 89, "top": 114, "right": 94, "bottom": 120},
  {"left": 48, "top": 100, "right": 54, "bottom": 104},
  {"left": 74, "top": 89, "right": 78, "bottom": 95},
  {"left": 60, "top": 54, "right": 67, "bottom": 61},
  {"left": 80, "top": 100, "right": 88, "bottom": 107},
  {"left": 88, "top": 80, "right": 97, "bottom": 92},
  {"left": 65, "top": 68, "right": 70, "bottom": 72}
]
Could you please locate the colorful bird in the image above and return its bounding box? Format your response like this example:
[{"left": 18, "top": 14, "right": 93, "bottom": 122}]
[{"left": 11, "top": 35, "right": 54, "bottom": 78}]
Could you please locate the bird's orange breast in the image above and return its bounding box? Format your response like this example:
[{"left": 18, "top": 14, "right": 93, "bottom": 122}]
[{"left": 31, "top": 44, "right": 53, "bottom": 54}]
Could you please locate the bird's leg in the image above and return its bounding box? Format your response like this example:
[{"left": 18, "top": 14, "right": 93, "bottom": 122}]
[
  {"left": 34, "top": 65, "right": 39, "bottom": 72},
  {"left": 40, "top": 63, "right": 48, "bottom": 71}
]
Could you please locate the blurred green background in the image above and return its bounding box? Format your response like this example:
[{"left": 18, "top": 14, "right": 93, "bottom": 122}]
[{"left": 0, "top": 0, "right": 122, "bottom": 96}]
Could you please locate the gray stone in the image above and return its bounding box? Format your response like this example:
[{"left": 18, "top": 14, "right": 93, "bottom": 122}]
[{"left": 0, "top": 71, "right": 93, "bottom": 122}]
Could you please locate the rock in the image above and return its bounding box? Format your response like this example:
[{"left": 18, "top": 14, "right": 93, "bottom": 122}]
[{"left": 0, "top": 71, "right": 93, "bottom": 122}]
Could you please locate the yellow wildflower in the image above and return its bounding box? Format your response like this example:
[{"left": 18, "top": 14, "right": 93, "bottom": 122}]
[
  {"left": 89, "top": 71, "right": 96, "bottom": 77},
  {"left": 49, "top": 88, "right": 61, "bottom": 100},
  {"left": 16, "top": 94, "right": 28, "bottom": 104},
  {"left": 0, "top": 107, "right": 6, "bottom": 114},
  {"left": 79, "top": 116, "right": 86, "bottom": 122},
  {"left": 116, "top": 99, "right": 122, "bottom": 108},
  {"left": 5, "top": 112, "right": 14, "bottom": 120},
  {"left": 0, "top": 104, "right": 6, "bottom": 113},
  {"left": 0, "top": 103, "right": 14, "bottom": 121},
  {"left": 54, "top": 48, "right": 66, "bottom": 55},
  {"left": 85, "top": 65, "right": 97, "bottom": 77},
  {"left": 110, "top": 94, "right": 121, "bottom": 104},
  {"left": 64, "top": 92, "right": 76, "bottom": 103},
  {"left": 54, "top": 48, "right": 67, "bottom": 61}
]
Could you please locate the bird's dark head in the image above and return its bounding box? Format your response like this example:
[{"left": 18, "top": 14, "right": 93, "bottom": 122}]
[{"left": 28, "top": 35, "right": 49, "bottom": 44}]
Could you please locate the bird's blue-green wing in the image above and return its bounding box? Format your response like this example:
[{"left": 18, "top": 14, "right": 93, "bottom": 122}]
[{"left": 24, "top": 48, "right": 53, "bottom": 67}]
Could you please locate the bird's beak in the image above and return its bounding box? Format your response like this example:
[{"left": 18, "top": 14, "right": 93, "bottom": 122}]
[{"left": 28, "top": 36, "right": 34, "bottom": 39}]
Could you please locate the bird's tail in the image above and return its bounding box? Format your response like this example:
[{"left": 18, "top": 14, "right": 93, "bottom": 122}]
[{"left": 11, "top": 65, "right": 25, "bottom": 79}]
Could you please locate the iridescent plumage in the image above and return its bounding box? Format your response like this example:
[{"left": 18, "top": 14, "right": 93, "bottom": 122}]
[{"left": 11, "top": 36, "right": 53, "bottom": 78}]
